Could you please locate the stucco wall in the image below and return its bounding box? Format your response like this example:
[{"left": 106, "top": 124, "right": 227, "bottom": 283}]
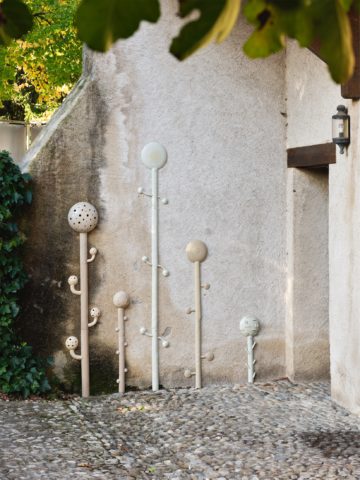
[
  {"left": 329, "top": 106, "right": 360, "bottom": 415},
  {"left": 286, "top": 167, "right": 329, "bottom": 380},
  {"left": 286, "top": 42, "right": 360, "bottom": 413},
  {"left": 21, "top": 2, "right": 288, "bottom": 393},
  {"left": 0, "top": 122, "right": 44, "bottom": 163},
  {"left": 286, "top": 42, "right": 341, "bottom": 149},
  {"left": 285, "top": 42, "right": 341, "bottom": 381}
]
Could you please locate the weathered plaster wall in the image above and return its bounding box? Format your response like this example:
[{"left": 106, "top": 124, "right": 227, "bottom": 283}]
[
  {"left": 21, "top": 2, "right": 287, "bottom": 393},
  {"left": 0, "top": 123, "right": 43, "bottom": 163},
  {"left": 286, "top": 42, "right": 341, "bottom": 149},
  {"left": 0, "top": 122, "right": 27, "bottom": 162},
  {"left": 285, "top": 42, "right": 341, "bottom": 381},
  {"left": 285, "top": 167, "right": 329, "bottom": 380},
  {"left": 329, "top": 107, "right": 360, "bottom": 415}
]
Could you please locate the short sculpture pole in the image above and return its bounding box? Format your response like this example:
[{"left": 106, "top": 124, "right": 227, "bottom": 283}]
[
  {"left": 65, "top": 202, "right": 99, "bottom": 398},
  {"left": 113, "top": 291, "right": 130, "bottom": 394},
  {"left": 138, "top": 142, "right": 170, "bottom": 392},
  {"left": 239, "top": 316, "right": 261, "bottom": 383},
  {"left": 184, "top": 240, "right": 213, "bottom": 389}
]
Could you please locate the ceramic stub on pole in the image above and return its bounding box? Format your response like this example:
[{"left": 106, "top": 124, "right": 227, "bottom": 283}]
[{"left": 65, "top": 201, "right": 100, "bottom": 398}]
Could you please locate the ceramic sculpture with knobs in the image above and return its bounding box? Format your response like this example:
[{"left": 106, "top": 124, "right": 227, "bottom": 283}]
[
  {"left": 113, "top": 291, "right": 131, "bottom": 394},
  {"left": 137, "top": 142, "right": 171, "bottom": 392},
  {"left": 239, "top": 315, "right": 260, "bottom": 383},
  {"left": 65, "top": 201, "right": 100, "bottom": 397},
  {"left": 184, "top": 240, "right": 214, "bottom": 388}
]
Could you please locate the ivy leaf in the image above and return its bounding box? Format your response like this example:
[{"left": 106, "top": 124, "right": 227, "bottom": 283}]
[
  {"left": 170, "top": 0, "right": 241, "bottom": 60},
  {"left": 25, "top": 190, "right": 32, "bottom": 205},
  {"left": 0, "top": 0, "right": 33, "bottom": 45},
  {"left": 75, "top": 0, "right": 160, "bottom": 52}
]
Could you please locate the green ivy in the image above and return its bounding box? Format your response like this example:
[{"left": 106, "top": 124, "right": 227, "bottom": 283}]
[{"left": 0, "top": 150, "right": 51, "bottom": 398}]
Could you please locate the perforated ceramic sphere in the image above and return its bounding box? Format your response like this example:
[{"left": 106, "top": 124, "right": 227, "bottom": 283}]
[
  {"left": 239, "top": 316, "right": 260, "bottom": 337},
  {"left": 68, "top": 275, "right": 78, "bottom": 286},
  {"left": 113, "top": 291, "right": 130, "bottom": 308},
  {"left": 65, "top": 336, "right": 78, "bottom": 350},
  {"left": 90, "top": 306, "right": 100, "bottom": 318},
  {"left": 68, "top": 202, "right": 98, "bottom": 233},
  {"left": 141, "top": 142, "right": 167, "bottom": 170},
  {"left": 186, "top": 240, "right": 208, "bottom": 263}
]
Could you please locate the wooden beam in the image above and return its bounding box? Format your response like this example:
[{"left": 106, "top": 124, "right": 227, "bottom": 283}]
[
  {"left": 287, "top": 143, "right": 336, "bottom": 169},
  {"left": 308, "top": 39, "right": 324, "bottom": 63},
  {"left": 342, "top": 10, "right": 360, "bottom": 99}
]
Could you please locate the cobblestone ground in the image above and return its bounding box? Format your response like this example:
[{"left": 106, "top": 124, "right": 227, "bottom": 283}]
[{"left": 1, "top": 381, "right": 360, "bottom": 479}]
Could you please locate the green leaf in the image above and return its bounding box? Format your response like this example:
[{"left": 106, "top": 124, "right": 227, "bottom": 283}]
[
  {"left": 311, "top": 0, "right": 355, "bottom": 83},
  {"left": 0, "top": 151, "right": 50, "bottom": 398},
  {"left": 170, "top": 0, "right": 241, "bottom": 60},
  {"left": 75, "top": 0, "right": 161, "bottom": 52},
  {"left": 0, "top": 0, "right": 33, "bottom": 45},
  {"left": 243, "top": 0, "right": 312, "bottom": 57},
  {"left": 339, "top": 0, "right": 353, "bottom": 11},
  {"left": 22, "top": 173, "right": 31, "bottom": 183},
  {"left": 243, "top": 0, "right": 355, "bottom": 83},
  {"left": 25, "top": 190, "right": 32, "bottom": 204},
  {"left": 243, "top": 2, "right": 285, "bottom": 57}
]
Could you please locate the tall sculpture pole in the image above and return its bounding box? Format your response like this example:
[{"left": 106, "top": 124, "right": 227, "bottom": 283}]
[
  {"left": 138, "top": 142, "right": 170, "bottom": 391},
  {"left": 239, "top": 316, "right": 261, "bottom": 383},
  {"left": 65, "top": 202, "right": 100, "bottom": 397},
  {"left": 113, "top": 291, "right": 130, "bottom": 394},
  {"left": 184, "top": 240, "right": 214, "bottom": 388}
]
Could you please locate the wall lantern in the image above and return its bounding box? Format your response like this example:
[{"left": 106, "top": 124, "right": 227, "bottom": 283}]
[{"left": 332, "top": 105, "right": 350, "bottom": 154}]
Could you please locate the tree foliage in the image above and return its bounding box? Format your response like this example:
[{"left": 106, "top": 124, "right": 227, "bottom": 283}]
[
  {"left": 72, "top": 0, "right": 360, "bottom": 83},
  {"left": 0, "top": 0, "right": 359, "bottom": 119},
  {"left": 0, "top": 150, "right": 51, "bottom": 398},
  {"left": 0, "top": 0, "right": 82, "bottom": 121}
]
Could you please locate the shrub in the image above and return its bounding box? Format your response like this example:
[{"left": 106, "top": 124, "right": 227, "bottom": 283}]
[{"left": 0, "top": 150, "right": 51, "bottom": 397}]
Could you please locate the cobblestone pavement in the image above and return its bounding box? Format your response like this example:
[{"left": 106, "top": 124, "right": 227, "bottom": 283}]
[{"left": 1, "top": 381, "right": 360, "bottom": 479}]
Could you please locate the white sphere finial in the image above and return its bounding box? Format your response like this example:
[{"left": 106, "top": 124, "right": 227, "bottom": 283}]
[{"left": 141, "top": 142, "right": 167, "bottom": 170}]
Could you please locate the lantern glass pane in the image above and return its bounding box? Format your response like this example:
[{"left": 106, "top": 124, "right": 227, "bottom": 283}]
[{"left": 332, "top": 118, "right": 349, "bottom": 139}]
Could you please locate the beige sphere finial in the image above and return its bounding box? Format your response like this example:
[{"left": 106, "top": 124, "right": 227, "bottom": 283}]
[
  {"left": 186, "top": 240, "right": 208, "bottom": 263},
  {"left": 113, "top": 291, "right": 130, "bottom": 309}
]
